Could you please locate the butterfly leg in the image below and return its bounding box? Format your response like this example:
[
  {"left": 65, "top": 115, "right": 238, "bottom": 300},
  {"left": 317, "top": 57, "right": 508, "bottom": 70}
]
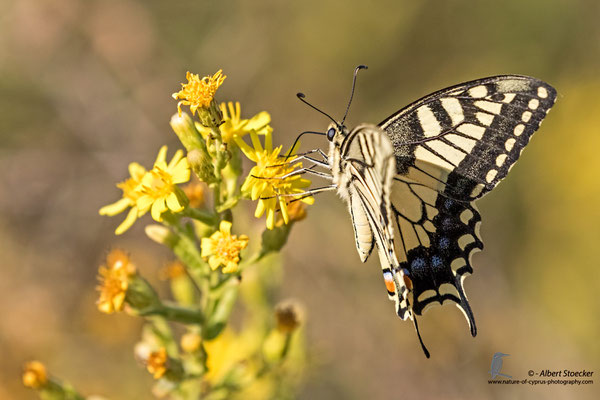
[
  {"left": 272, "top": 149, "right": 330, "bottom": 169},
  {"left": 293, "top": 148, "right": 329, "bottom": 163},
  {"left": 258, "top": 185, "right": 337, "bottom": 200},
  {"left": 253, "top": 167, "right": 333, "bottom": 181},
  {"left": 269, "top": 156, "right": 330, "bottom": 170}
]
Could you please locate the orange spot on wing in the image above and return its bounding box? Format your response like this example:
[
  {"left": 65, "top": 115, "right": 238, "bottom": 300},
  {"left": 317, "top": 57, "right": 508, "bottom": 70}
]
[
  {"left": 384, "top": 276, "right": 396, "bottom": 293},
  {"left": 403, "top": 274, "right": 414, "bottom": 291}
]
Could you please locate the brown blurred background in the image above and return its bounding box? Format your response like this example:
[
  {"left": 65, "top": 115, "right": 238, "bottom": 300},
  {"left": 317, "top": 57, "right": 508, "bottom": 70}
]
[{"left": 1, "top": 0, "right": 599, "bottom": 398}]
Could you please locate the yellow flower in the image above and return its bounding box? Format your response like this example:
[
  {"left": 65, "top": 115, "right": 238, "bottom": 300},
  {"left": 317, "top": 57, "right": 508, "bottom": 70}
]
[
  {"left": 196, "top": 102, "right": 271, "bottom": 144},
  {"left": 180, "top": 331, "right": 202, "bottom": 353},
  {"left": 136, "top": 146, "right": 191, "bottom": 222},
  {"left": 158, "top": 260, "right": 187, "bottom": 281},
  {"left": 275, "top": 199, "right": 308, "bottom": 227},
  {"left": 236, "top": 130, "right": 314, "bottom": 230},
  {"left": 172, "top": 70, "right": 226, "bottom": 116},
  {"left": 203, "top": 329, "right": 253, "bottom": 384},
  {"left": 146, "top": 348, "right": 168, "bottom": 379},
  {"left": 99, "top": 162, "right": 147, "bottom": 235},
  {"left": 96, "top": 249, "right": 137, "bottom": 314},
  {"left": 22, "top": 361, "right": 48, "bottom": 389},
  {"left": 201, "top": 221, "right": 249, "bottom": 273},
  {"left": 182, "top": 180, "right": 206, "bottom": 208}
]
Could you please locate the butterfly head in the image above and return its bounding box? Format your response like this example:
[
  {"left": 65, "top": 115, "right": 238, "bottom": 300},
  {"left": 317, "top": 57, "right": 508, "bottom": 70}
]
[{"left": 326, "top": 123, "right": 348, "bottom": 146}]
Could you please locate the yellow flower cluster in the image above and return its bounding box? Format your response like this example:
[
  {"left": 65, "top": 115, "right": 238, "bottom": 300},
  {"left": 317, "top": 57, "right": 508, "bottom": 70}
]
[
  {"left": 172, "top": 70, "right": 226, "bottom": 116},
  {"left": 236, "top": 130, "right": 314, "bottom": 229},
  {"left": 196, "top": 101, "right": 271, "bottom": 144},
  {"left": 100, "top": 146, "right": 190, "bottom": 234},
  {"left": 96, "top": 249, "right": 137, "bottom": 314},
  {"left": 201, "top": 221, "right": 249, "bottom": 273},
  {"left": 89, "top": 70, "right": 310, "bottom": 398}
]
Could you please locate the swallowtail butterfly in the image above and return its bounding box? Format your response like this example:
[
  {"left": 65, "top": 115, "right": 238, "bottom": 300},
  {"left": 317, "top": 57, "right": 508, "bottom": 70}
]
[{"left": 293, "top": 66, "right": 557, "bottom": 357}]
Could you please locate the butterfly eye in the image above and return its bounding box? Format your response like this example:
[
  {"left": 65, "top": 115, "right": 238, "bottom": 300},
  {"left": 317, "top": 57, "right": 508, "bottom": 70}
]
[{"left": 327, "top": 127, "right": 336, "bottom": 141}]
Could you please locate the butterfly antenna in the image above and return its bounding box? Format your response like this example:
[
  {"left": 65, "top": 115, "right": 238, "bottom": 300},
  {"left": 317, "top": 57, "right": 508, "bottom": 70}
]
[
  {"left": 340, "top": 64, "right": 368, "bottom": 126},
  {"left": 413, "top": 315, "right": 430, "bottom": 358},
  {"left": 284, "top": 130, "right": 326, "bottom": 161},
  {"left": 296, "top": 93, "right": 339, "bottom": 126}
]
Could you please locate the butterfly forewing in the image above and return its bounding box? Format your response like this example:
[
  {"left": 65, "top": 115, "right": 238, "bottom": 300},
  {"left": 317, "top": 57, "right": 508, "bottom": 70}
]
[{"left": 380, "top": 75, "right": 557, "bottom": 200}]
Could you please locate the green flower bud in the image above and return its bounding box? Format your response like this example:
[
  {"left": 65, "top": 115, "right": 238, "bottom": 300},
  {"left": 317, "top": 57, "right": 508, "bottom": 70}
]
[
  {"left": 187, "top": 148, "right": 216, "bottom": 184},
  {"left": 170, "top": 112, "right": 205, "bottom": 152},
  {"left": 197, "top": 99, "right": 223, "bottom": 129},
  {"left": 125, "top": 276, "right": 161, "bottom": 312}
]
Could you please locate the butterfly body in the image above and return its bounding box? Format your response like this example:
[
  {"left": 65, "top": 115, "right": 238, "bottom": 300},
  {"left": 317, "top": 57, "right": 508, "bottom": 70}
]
[{"left": 327, "top": 123, "right": 413, "bottom": 319}]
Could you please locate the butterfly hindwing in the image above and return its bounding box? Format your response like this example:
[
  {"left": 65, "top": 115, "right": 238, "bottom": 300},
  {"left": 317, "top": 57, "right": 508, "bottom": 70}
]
[{"left": 390, "top": 175, "right": 481, "bottom": 335}]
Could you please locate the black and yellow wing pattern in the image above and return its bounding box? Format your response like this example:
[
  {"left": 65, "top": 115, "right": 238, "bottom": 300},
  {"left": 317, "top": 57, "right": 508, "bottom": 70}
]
[{"left": 379, "top": 75, "right": 557, "bottom": 335}]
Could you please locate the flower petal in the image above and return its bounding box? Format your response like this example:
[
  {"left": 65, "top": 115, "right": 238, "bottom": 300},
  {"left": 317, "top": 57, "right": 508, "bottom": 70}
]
[
  {"left": 219, "top": 220, "right": 232, "bottom": 235},
  {"left": 264, "top": 130, "right": 273, "bottom": 152},
  {"left": 115, "top": 207, "right": 139, "bottom": 235},
  {"left": 168, "top": 149, "right": 184, "bottom": 170},
  {"left": 255, "top": 200, "right": 266, "bottom": 218},
  {"left": 171, "top": 159, "right": 191, "bottom": 183},
  {"left": 222, "top": 262, "right": 238, "bottom": 274},
  {"left": 234, "top": 136, "right": 258, "bottom": 162},
  {"left": 166, "top": 191, "right": 184, "bottom": 212},
  {"left": 208, "top": 256, "right": 221, "bottom": 270},
  {"left": 201, "top": 238, "right": 214, "bottom": 257},
  {"left": 151, "top": 198, "right": 166, "bottom": 221},
  {"left": 128, "top": 162, "right": 147, "bottom": 180},
  {"left": 266, "top": 207, "right": 275, "bottom": 230},
  {"left": 137, "top": 195, "right": 154, "bottom": 213},
  {"left": 249, "top": 131, "right": 263, "bottom": 153},
  {"left": 301, "top": 196, "right": 315, "bottom": 205},
  {"left": 279, "top": 197, "right": 289, "bottom": 225},
  {"left": 155, "top": 146, "right": 168, "bottom": 164},
  {"left": 99, "top": 198, "right": 132, "bottom": 216},
  {"left": 245, "top": 111, "right": 271, "bottom": 132}
]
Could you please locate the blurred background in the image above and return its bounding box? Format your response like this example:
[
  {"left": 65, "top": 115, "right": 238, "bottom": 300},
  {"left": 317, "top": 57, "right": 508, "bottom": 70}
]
[{"left": 1, "top": 0, "right": 599, "bottom": 398}]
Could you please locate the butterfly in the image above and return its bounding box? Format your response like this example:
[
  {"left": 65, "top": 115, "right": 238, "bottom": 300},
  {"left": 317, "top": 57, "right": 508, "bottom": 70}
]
[{"left": 290, "top": 66, "right": 557, "bottom": 357}]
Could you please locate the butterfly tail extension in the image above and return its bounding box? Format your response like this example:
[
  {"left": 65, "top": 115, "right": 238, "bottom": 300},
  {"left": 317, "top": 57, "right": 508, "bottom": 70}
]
[
  {"left": 412, "top": 314, "right": 430, "bottom": 358},
  {"left": 454, "top": 274, "right": 477, "bottom": 337},
  {"left": 389, "top": 266, "right": 430, "bottom": 358}
]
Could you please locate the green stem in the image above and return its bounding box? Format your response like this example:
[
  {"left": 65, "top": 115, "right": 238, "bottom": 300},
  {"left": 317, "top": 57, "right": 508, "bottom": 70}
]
[
  {"left": 140, "top": 303, "right": 205, "bottom": 325},
  {"left": 210, "top": 125, "right": 224, "bottom": 209},
  {"left": 181, "top": 207, "right": 218, "bottom": 225},
  {"left": 147, "top": 316, "right": 178, "bottom": 355}
]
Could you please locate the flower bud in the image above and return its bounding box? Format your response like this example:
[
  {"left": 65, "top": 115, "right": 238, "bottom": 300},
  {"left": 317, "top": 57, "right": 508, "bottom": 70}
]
[
  {"left": 180, "top": 332, "right": 202, "bottom": 353},
  {"left": 275, "top": 300, "right": 303, "bottom": 334},
  {"left": 125, "top": 276, "right": 161, "bottom": 313},
  {"left": 187, "top": 148, "right": 216, "bottom": 184},
  {"left": 170, "top": 112, "right": 205, "bottom": 152},
  {"left": 145, "top": 225, "right": 175, "bottom": 246},
  {"left": 197, "top": 99, "right": 223, "bottom": 128},
  {"left": 22, "top": 361, "right": 48, "bottom": 389}
]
